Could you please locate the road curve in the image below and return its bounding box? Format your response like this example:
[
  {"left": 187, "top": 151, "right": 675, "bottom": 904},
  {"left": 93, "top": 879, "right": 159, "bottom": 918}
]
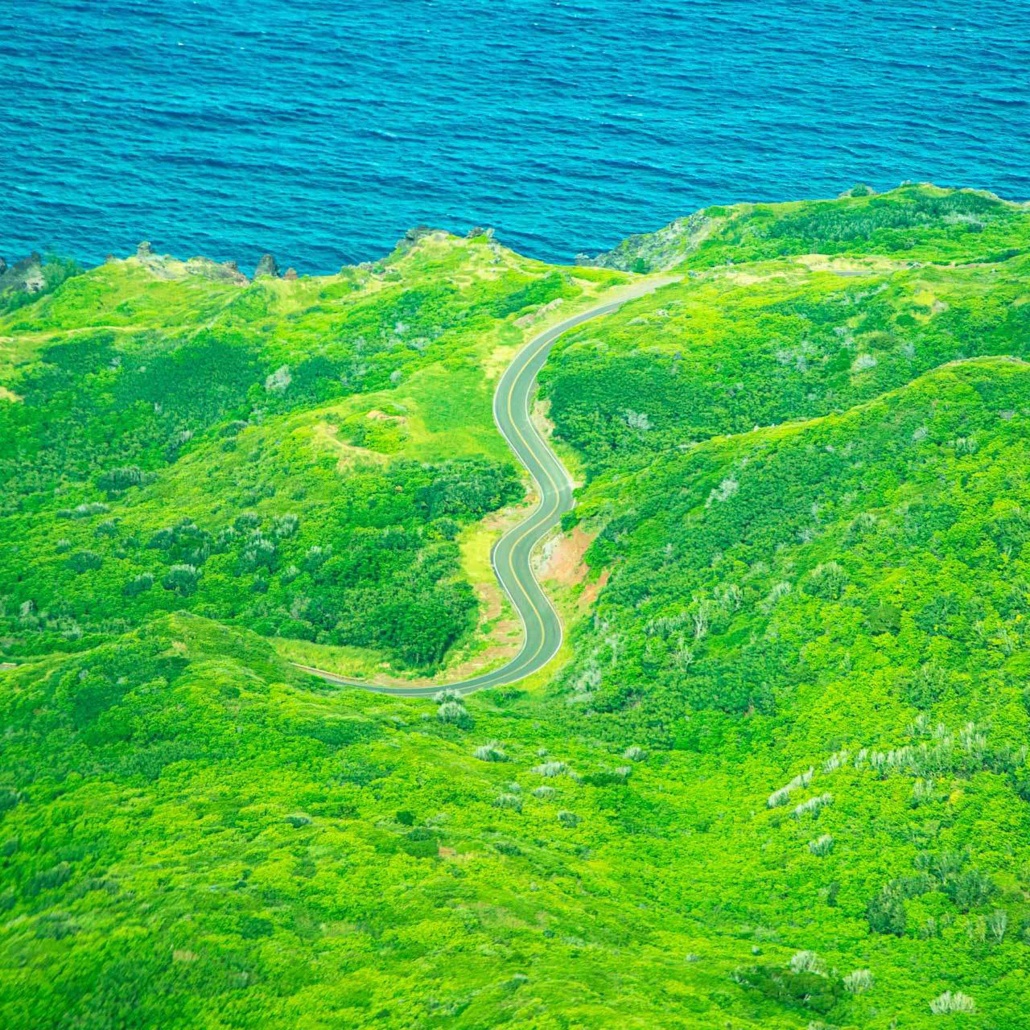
[{"left": 294, "top": 277, "right": 673, "bottom": 697}]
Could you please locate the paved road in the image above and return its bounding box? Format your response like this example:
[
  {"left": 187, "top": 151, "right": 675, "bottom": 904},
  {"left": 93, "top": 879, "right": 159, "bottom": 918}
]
[{"left": 295, "top": 278, "right": 674, "bottom": 696}]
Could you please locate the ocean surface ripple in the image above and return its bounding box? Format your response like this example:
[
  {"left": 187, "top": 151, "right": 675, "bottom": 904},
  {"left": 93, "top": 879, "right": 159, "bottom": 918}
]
[{"left": 2, "top": 0, "right": 1029, "bottom": 272}]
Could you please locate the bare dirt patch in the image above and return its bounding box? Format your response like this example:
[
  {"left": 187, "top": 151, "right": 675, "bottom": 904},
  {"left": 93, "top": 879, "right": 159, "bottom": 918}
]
[
  {"left": 538, "top": 525, "right": 595, "bottom": 587},
  {"left": 577, "top": 567, "right": 610, "bottom": 610}
]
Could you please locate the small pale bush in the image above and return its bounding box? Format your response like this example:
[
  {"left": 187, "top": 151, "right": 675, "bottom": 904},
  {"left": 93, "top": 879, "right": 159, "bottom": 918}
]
[
  {"left": 808, "top": 834, "right": 834, "bottom": 856},
  {"left": 843, "top": 969, "right": 874, "bottom": 995},
  {"left": 473, "top": 741, "right": 507, "bottom": 762},
  {"left": 929, "top": 991, "right": 975, "bottom": 1015},
  {"left": 789, "top": 950, "right": 824, "bottom": 976}
]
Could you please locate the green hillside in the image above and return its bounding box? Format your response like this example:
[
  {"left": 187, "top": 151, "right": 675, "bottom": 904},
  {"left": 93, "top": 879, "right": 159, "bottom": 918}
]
[
  {"left": 3, "top": 186, "right": 1030, "bottom": 1028},
  {"left": 0, "top": 235, "right": 624, "bottom": 676}
]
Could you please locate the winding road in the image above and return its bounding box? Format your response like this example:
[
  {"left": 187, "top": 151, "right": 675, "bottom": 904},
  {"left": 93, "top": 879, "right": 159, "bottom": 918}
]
[{"left": 295, "top": 278, "right": 672, "bottom": 696}]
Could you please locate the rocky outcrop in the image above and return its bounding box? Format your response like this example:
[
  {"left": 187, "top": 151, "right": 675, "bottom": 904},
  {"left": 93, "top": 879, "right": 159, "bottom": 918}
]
[
  {"left": 187, "top": 258, "right": 249, "bottom": 285},
  {"left": 254, "top": 253, "right": 279, "bottom": 278},
  {"left": 0, "top": 252, "right": 45, "bottom": 296},
  {"left": 591, "top": 209, "right": 722, "bottom": 273}
]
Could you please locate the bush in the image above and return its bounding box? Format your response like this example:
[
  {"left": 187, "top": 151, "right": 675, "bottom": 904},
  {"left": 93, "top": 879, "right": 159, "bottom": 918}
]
[
  {"left": 843, "top": 969, "right": 874, "bottom": 995},
  {"left": 557, "top": 810, "right": 579, "bottom": 828},
  {"left": 789, "top": 951, "right": 823, "bottom": 975},
  {"left": 808, "top": 834, "right": 834, "bottom": 856},
  {"left": 473, "top": 741, "right": 508, "bottom": 762},
  {"left": 67, "top": 550, "right": 102, "bottom": 574},
  {"left": 272, "top": 513, "right": 300, "bottom": 538},
  {"left": 163, "top": 564, "right": 201, "bottom": 597},
  {"left": 437, "top": 701, "right": 471, "bottom": 728},
  {"left": 929, "top": 991, "right": 975, "bottom": 1015},
  {"left": 97, "top": 466, "right": 144, "bottom": 493},
  {"left": 867, "top": 886, "right": 907, "bottom": 935},
  {"left": 123, "top": 572, "right": 154, "bottom": 597},
  {"left": 944, "top": 868, "right": 996, "bottom": 911},
  {"left": 768, "top": 768, "right": 813, "bottom": 807},
  {"left": 792, "top": 793, "right": 832, "bottom": 819},
  {"left": 803, "top": 561, "right": 849, "bottom": 600}
]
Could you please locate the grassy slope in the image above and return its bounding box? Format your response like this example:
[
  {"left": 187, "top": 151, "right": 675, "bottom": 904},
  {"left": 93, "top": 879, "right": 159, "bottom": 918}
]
[{"left": 3, "top": 187, "right": 1030, "bottom": 1028}]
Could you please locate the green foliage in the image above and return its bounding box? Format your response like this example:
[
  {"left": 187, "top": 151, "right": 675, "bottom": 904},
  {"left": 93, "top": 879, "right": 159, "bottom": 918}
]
[{"left": 4, "top": 198, "right": 1030, "bottom": 1027}]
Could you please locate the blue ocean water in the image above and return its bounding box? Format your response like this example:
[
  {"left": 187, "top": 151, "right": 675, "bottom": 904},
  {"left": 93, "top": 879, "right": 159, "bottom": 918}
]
[{"left": 2, "top": 0, "right": 1028, "bottom": 273}]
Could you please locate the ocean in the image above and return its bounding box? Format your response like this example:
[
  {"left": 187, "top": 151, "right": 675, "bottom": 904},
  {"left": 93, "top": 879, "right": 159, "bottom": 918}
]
[{"left": 2, "top": 0, "right": 1028, "bottom": 274}]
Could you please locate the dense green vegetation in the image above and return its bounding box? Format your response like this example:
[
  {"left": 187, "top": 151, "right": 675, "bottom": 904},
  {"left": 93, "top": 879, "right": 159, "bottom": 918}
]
[
  {"left": 596, "top": 183, "right": 1030, "bottom": 273},
  {"left": 3, "top": 186, "right": 1030, "bottom": 1028}
]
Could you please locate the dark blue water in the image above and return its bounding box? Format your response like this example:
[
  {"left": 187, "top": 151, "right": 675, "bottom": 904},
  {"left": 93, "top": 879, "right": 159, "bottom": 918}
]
[{"left": 2, "top": 1, "right": 1028, "bottom": 273}]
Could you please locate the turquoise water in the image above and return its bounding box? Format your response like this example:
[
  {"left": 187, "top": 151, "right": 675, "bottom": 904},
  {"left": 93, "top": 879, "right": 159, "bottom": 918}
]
[{"left": 2, "top": 1, "right": 1028, "bottom": 272}]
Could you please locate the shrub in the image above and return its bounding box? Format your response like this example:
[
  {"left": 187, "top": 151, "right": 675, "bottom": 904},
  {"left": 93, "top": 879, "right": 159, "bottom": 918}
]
[
  {"left": 437, "top": 701, "right": 471, "bottom": 727},
  {"left": 911, "top": 778, "right": 938, "bottom": 806},
  {"left": 808, "top": 834, "right": 834, "bottom": 856},
  {"left": 822, "top": 750, "right": 850, "bottom": 774},
  {"left": 265, "top": 365, "right": 292, "bottom": 393},
  {"left": 122, "top": 572, "right": 154, "bottom": 597},
  {"left": 867, "top": 886, "right": 907, "bottom": 935},
  {"left": 473, "top": 741, "right": 508, "bottom": 762},
  {"left": 789, "top": 951, "right": 824, "bottom": 976},
  {"left": 58, "top": 502, "right": 109, "bottom": 519},
  {"left": 623, "top": 745, "right": 647, "bottom": 762},
  {"left": 303, "top": 544, "right": 330, "bottom": 571},
  {"left": 494, "top": 793, "right": 522, "bottom": 812},
  {"left": 803, "top": 561, "right": 849, "bottom": 600},
  {"left": 867, "top": 601, "right": 901, "bottom": 635},
  {"left": 26, "top": 862, "right": 72, "bottom": 897},
  {"left": 97, "top": 466, "right": 144, "bottom": 493},
  {"left": 944, "top": 868, "right": 996, "bottom": 912},
  {"left": 532, "top": 761, "right": 569, "bottom": 777},
  {"left": 768, "top": 767, "right": 813, "bottom": 807},
  {"left": 986, "top": 908, "right": 1007, "bottom": 943},
  {"left": 272, "top": 513, "right": 300, "bottom": 538},
  {"left": 843, "top": 969, "right": 874, "bottom": 995},
  {"left": 241, "top": 536, "right": 276, "bottom": 571},
  {"left": 791, "top": 793, "right": 832, "bottom": 819},
  {"left": 557, "top": 810, "right": 579, "bottom": 828},
  {"left": 929, "top": 991, "right": 975, "bottom": 1015},
  {"left": 67, "top": 550, "right": 102, "bottom": 574},
  {"left": 163, "top": 564, "right": 201, "bottom": 597},
  {"left": 532, "top": 786, "right": 556, "bottom": 800}
]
